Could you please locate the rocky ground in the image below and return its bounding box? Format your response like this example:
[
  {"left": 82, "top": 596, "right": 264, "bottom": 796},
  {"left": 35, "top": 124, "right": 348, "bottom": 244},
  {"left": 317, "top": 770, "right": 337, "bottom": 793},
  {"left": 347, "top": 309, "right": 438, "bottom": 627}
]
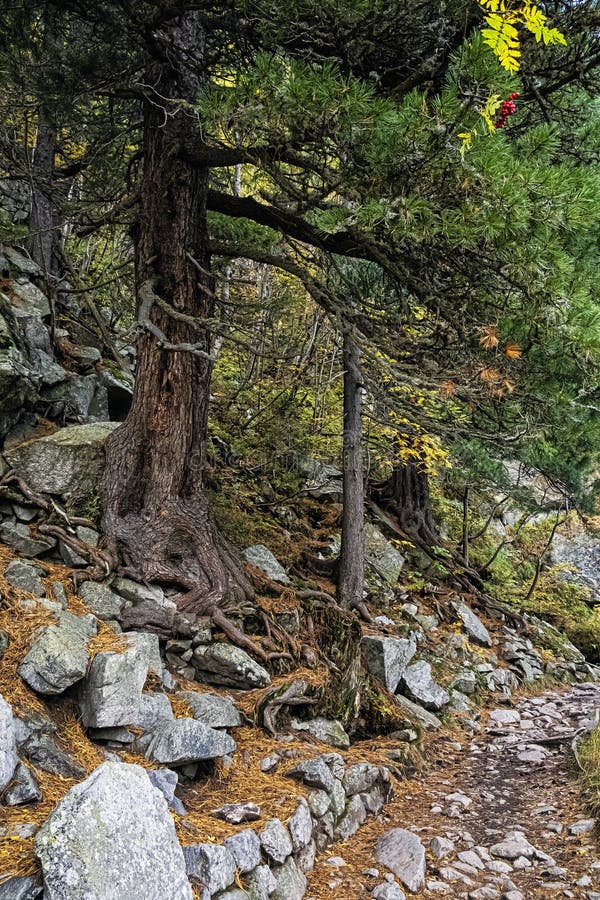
[
  {"left": 1, "top": 235, "right": 600, "bottom": 898},
  {"left": 306, "top": 683, "right": 600, "bottom": 899}
]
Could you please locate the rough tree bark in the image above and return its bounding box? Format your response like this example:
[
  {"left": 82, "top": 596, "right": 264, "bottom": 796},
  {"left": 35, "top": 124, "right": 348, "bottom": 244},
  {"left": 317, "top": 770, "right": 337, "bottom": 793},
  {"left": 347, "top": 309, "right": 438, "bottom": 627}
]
[
  {"left": 376, "top": 453, "right": 441, "bottom": 552},
  {"left": 101, "top": 11, "right": 253, "bottom": 623},
  {"left": 373, "top": 443, "right": 484, "bottom": 591},
  {"left": 27, "top": 11, "right": 61, "bottom": 281},
  {"left": 338, "top": 324, "right": 369, "bottom": 618}
]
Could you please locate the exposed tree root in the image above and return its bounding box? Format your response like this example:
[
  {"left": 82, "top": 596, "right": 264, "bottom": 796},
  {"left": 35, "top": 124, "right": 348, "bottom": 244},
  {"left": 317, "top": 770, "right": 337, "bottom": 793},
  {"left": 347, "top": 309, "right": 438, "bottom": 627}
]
[{"left": 257, "top": 678, "right": 316, "bottom": 736}]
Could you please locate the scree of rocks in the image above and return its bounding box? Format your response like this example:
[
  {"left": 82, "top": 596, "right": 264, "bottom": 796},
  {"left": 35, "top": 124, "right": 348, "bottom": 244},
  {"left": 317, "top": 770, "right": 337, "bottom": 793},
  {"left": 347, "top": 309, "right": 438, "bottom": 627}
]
[{"left": 306, "top": 683, "right": 600, "bottom": 899}]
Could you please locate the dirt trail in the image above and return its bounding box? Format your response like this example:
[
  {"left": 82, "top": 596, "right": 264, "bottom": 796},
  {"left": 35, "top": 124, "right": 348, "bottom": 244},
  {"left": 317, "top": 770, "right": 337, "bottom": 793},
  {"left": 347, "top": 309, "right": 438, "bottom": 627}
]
[{"left": 308, "top": 683, "right": 600, "bottom": 899}]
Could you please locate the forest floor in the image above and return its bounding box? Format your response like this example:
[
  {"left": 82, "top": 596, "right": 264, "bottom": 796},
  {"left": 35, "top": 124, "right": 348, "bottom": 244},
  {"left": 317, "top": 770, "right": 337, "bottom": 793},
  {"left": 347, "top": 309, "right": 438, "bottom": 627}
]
[{"left": 307, "top": 683, "right": 600, "bottom": 899}]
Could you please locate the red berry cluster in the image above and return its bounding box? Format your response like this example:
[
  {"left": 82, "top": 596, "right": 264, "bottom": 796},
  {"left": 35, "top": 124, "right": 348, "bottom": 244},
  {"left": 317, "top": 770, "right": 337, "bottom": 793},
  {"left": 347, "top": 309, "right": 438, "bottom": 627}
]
[{"left": 495, "top": 92, "right": 520, "bottom": 129}]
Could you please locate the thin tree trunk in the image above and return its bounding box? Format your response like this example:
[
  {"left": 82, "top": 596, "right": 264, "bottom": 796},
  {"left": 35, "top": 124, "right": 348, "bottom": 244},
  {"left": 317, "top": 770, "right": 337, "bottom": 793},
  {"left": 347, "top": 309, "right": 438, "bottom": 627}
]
[
  {"left": 338, "top": 325, "right": 369, "bottom": 619},
  {"left": 101, "top": 11, "right": 252, "bottom": 618},
  {"left": 27, "top": 11, "right": 61, "bottom": 282},
  {"left": 462, "top": 484, "right": 470, "bottom": 567}
]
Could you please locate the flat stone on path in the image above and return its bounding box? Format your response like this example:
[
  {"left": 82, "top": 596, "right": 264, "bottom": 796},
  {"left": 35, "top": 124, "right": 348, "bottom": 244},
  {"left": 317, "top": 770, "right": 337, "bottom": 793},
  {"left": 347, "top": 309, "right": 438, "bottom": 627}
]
[{"left": 376, "top": 828, "right": 426, "bottom": 892}]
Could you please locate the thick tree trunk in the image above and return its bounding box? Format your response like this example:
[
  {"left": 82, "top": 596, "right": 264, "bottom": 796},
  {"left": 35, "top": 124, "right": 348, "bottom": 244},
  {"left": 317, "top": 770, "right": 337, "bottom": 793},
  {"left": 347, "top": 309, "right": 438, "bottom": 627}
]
[
  {"left": 373, "top": 444, "right": 484, "bottom": 590},
  {"left": 380, "top": 456, "right": 441, "bottom": 551},
  {"left": 28, "top": 112, "right": 61, "bottom": 279},
  {"left": 101, "top": 11, "right": 252, "bottom": 617},
  {"left": 338, "top": 326, "right": 369, "bottom": 619}
]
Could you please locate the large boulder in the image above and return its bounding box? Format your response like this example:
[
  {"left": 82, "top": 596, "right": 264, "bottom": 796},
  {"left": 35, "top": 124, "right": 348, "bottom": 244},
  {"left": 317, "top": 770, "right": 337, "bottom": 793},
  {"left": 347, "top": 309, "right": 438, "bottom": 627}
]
[
  {"left": 361, "top": 635, "right": 417, "bottom": 693},
  {"left": 0, "top": 694, "right": 18, "bottom": 791},
  {"left": 5, "top": 422, "right": 119, "bottom": 501},
  {"left": 80, "top": 632, "right": 159, "bottom": 728},
  {"left": 193, "top": 642, "right": 271, "bottom": 689},
  {"left": 18, "top": 611, "right": 97, "bottom": 695},
  {"left": 144, "top": 718, "right": 236, "bottom": 766},
  {"left": 35, "top": 761, "right": 192, "bottom": 899}
]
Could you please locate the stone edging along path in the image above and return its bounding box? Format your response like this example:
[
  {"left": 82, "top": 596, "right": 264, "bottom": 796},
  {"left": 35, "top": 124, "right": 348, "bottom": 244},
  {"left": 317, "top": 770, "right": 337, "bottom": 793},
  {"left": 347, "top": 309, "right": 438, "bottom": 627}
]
[{"left": 306, "top": 683, "right": 600, "bottom": 899}]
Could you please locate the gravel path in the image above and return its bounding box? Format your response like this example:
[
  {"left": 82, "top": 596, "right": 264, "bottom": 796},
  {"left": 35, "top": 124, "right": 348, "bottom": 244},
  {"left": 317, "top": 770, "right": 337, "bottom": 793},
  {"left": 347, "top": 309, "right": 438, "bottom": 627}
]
[{"left": 309, "top": 683, "right": 600, "bottom": 899}]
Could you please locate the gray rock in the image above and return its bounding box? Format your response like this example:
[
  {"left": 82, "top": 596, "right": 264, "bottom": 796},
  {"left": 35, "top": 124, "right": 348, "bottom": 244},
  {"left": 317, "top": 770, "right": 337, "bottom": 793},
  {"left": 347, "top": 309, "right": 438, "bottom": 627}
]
[
  {"left": 394, "top": 692, "right": 442, "bottom": 729},
  {"left": 5, "top": 422, "right": 119, "bottom": 500},
  {"left": 452, "top": 669, "right": 477, "bottom": 695},
  {"left": 401, "top": 661, "right": 450, "bottom": 711},
  {"left": 112, "top": 577, "right": 167, "bottom": 607},
  {"left": 452, "top": 600, "right": 492, "bottom": 647},
  {"left": 3, "top": 760, "right": 41, "bottom": 805},
  {"left": 271, "top": 856, "right": 307, "bottom": 900},
  {"left": 288, "top": 797, "right": 313, "bottom": 850},
  {"left": 361, "top": 635, "right": 417, "bottom": 693},
  {"left": 20, "top": 731, "right": 84, "bottom": 779},
  {"left": 373, "top": 885, "right": 406, "bottom": 900},
  {"left": 287, "top": 757, "right": 335, "bottom": 792},
  {"left": 376, "top": 828, "right": 426, "bottom": 893},
  {"left": 0, "top": 875, "right": 42, "bottom": 899},
  {"left": 364, "top": 522, "right": 406, "bottom": 584},
  {"left": 302, "top": 458, "right": 343, "bottom": 501},
  {"left": 32, "top": 348, "right": 67, "bottom": 387},
  {"left": 0, "top": 694, "right": 18, "bottom": 791},
  {"left": 329, "top": 777, "right": 346, "bottom": 818},
  {"left": 296, "top": 839, "right": 317, "bottom": 873},
  {"left": 343, "top": 762, "right": 380, "bottom": 796},
  {"left": 180, "top": 690, "right": 241, "bottom": 728},
  {"left": 247, "top": 864, "right": 277, "bottom": 900},
  {"left": 9, "top": 278, "right": 50, "bottom": 317},
  {"left": 4, "top": 247, "right": 42, "bottom": 277},
  {"left": 79, "top": 581, "right": 124, "bottom": 620},
  {"left": 183, "top": 843, "right": 236, "bottom": 893},
  {"left": 5, "top": 559, "right": 45, "bottom": 596},
  {"left": 148, "top": 768, "right": 178, "bottom": 803},
  {"left": 18, "top": 611, "right": 96, "bottom": 695},
  {"left": 335, "top": 794, "right": 368, "bottom": 841},
  {"left": 308, "top": 789, "right": 331, "bottom": 817},
  {"left": 145, "top": 718, "right": 235, "bottom": 765},
  {"left": 224, "top": 828, "right": 262, "bottom": 872},
  {"left": 88, "top": 726, "right": 135, "bottom": 744},
  {"left": 59, "top": 540, "right": 88, "bottom": 568},
  {"left": 488, "top": 708, "right": 521, "bottom": 726},
  {"left": 133, "top": 693, "right": 174, "bottom": 732},
  {"left": 193, "top": 642, "right": 271, "bottom": 689},
  {"left": 490, "top": 833, "right": 537, "bottom": 860},
  {"left": 213, "top": 801, "right": 261, "bottom": 824},
  {"left": 290, "top": 716, "right": 350, "bottom": 749},
  {"left": 243, "top": 544, "right": 290, "bottom": 583},
  {"left": 35, "top": 761, "right": 192, "bottom": 899},
  {"left": 80, "top": 632, "right": 155, "bottom": 728},
  {"left": 430, "top": 836, "right": 455, "bottom": 860},
  {"left": 76, "top": 525, "right": 100, "bottom": 547},
  {"left": 0, "top": 521, "right": 55, "bottom": 557},
  {"left": 569, "top": 819, "right": 595, "bottom": 835},
  {"left": 260, "top": 817, "right": 294, "bottom": 864}
]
